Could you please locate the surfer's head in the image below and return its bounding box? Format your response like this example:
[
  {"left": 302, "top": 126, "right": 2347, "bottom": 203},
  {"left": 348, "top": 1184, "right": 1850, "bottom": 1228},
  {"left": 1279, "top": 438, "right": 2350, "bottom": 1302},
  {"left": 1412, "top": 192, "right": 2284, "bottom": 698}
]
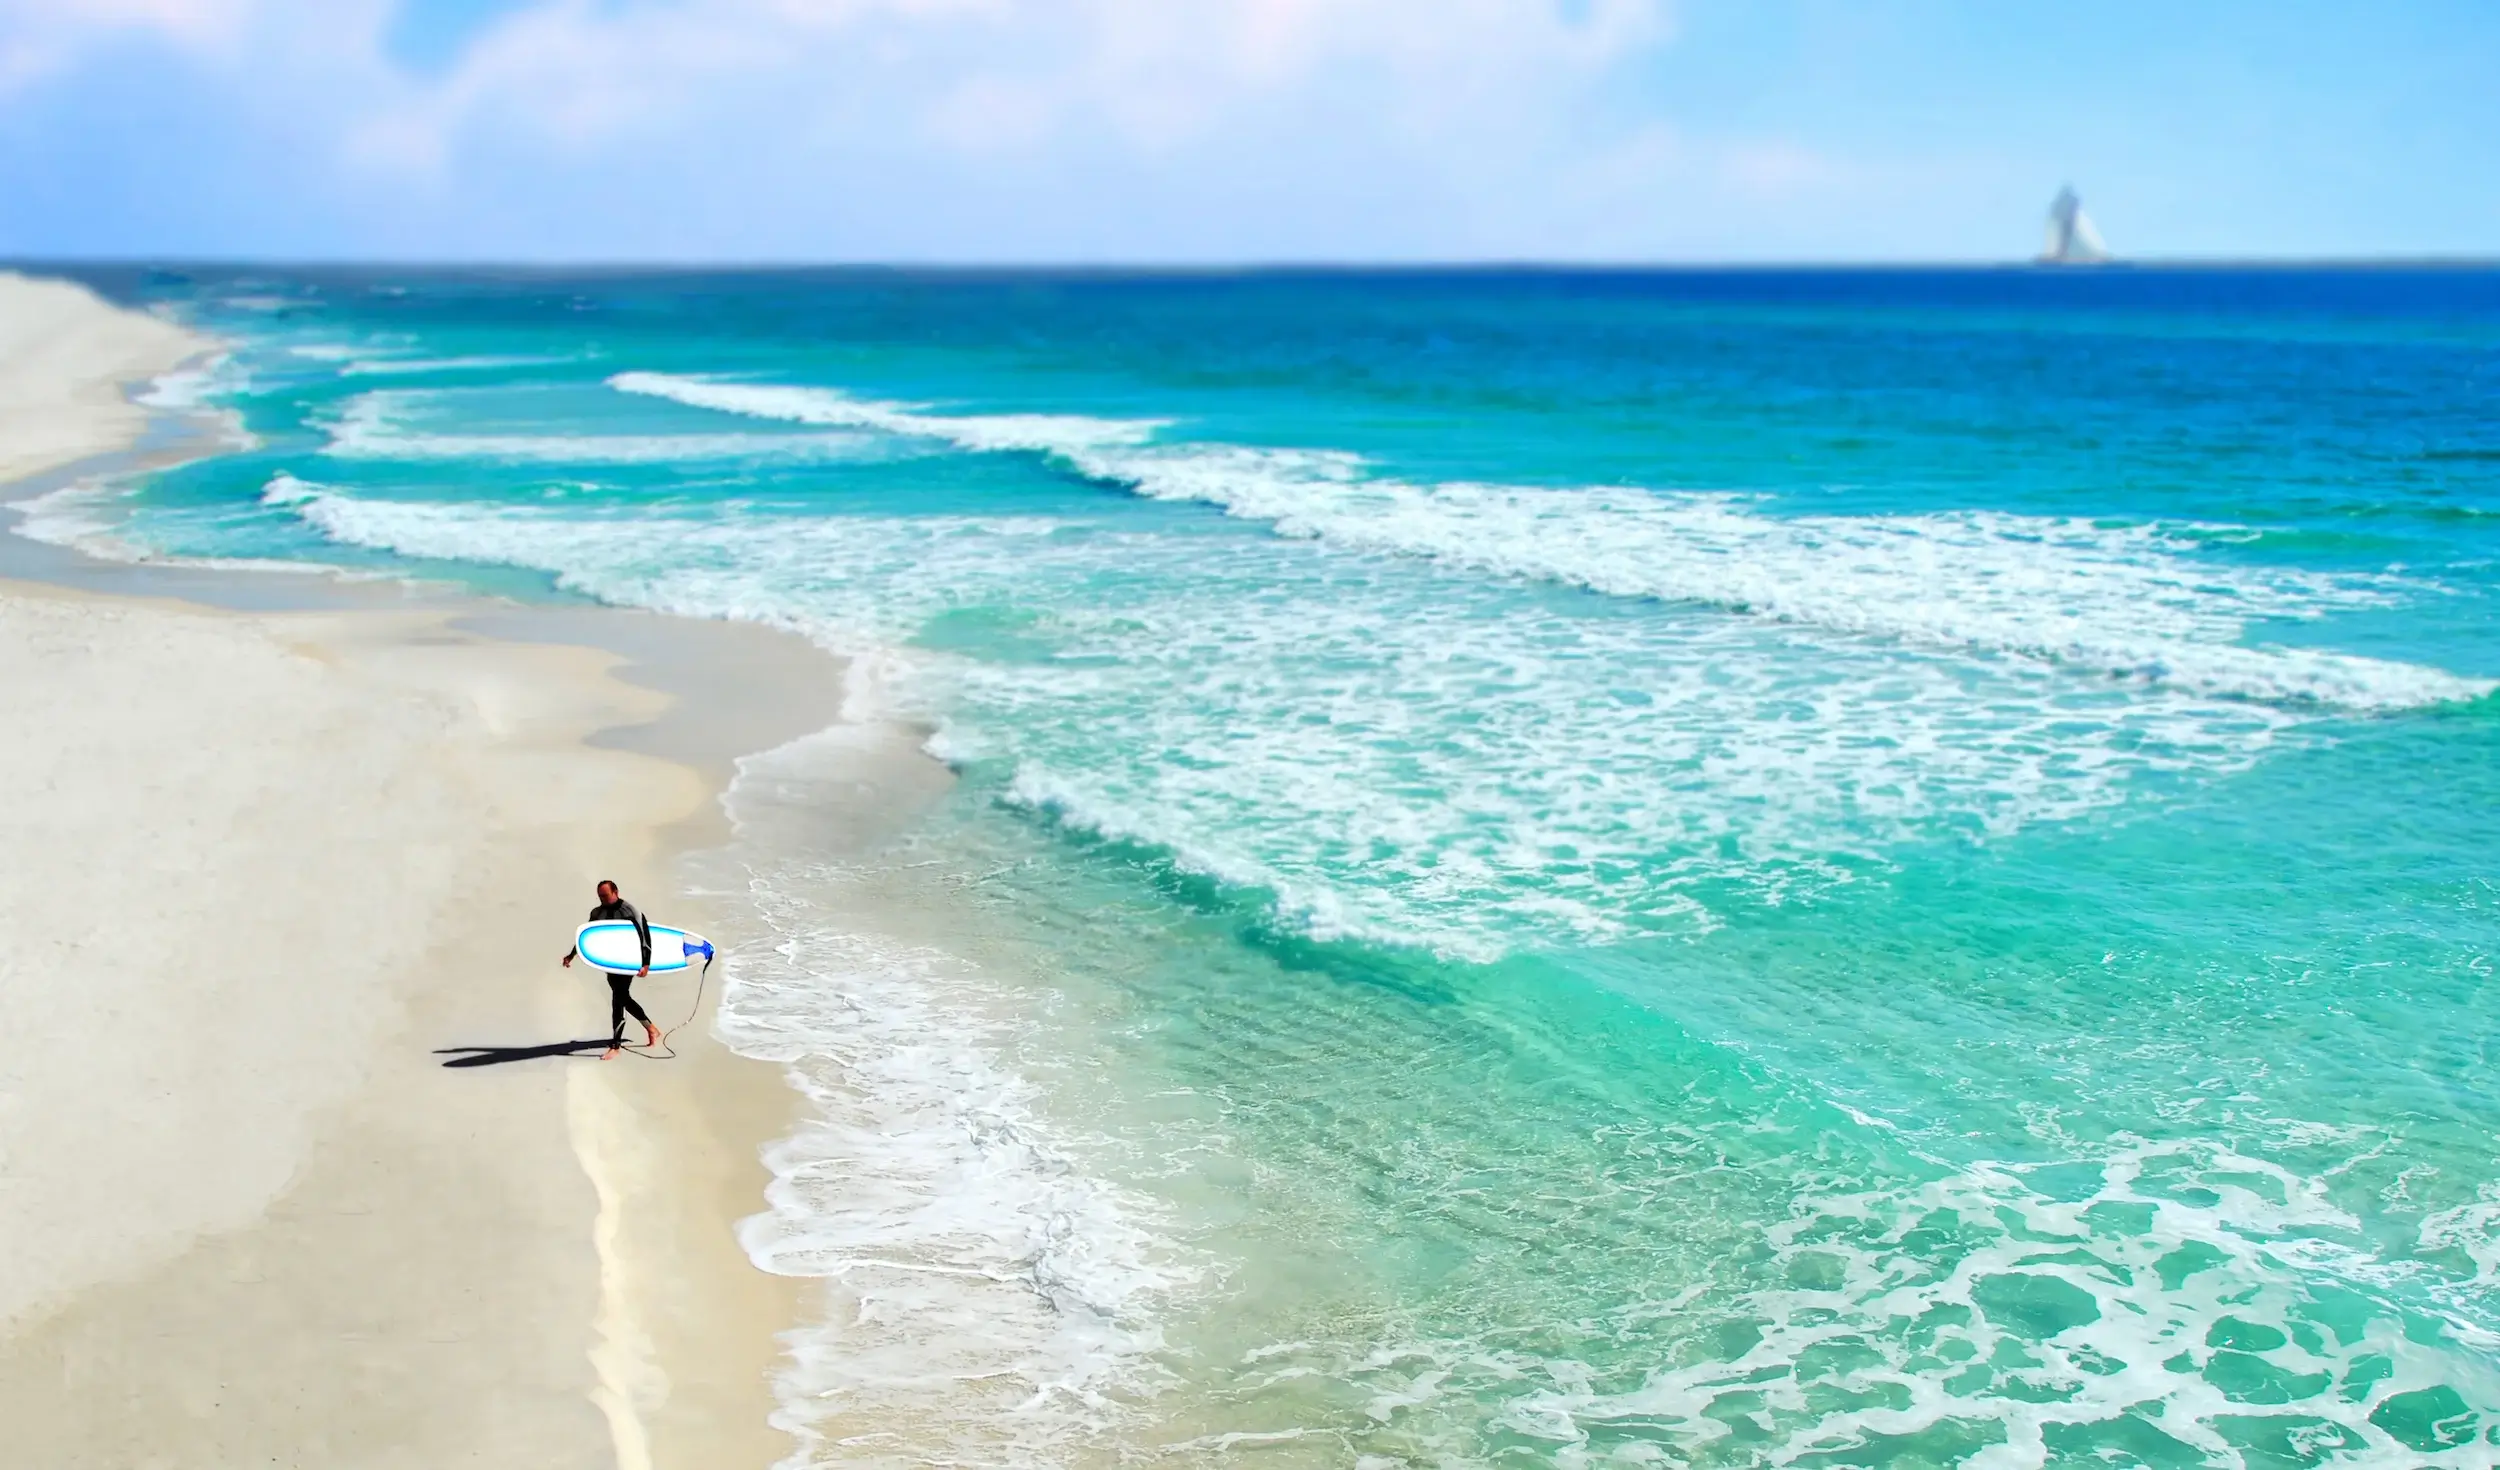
[{"left": 597, "top": 879, "right": 619, "bottom": 902}]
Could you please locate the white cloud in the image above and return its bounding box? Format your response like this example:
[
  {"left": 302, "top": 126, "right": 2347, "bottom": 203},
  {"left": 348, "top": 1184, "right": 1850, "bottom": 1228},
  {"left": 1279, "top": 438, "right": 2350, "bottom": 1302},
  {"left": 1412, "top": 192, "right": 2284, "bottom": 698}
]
[
  {"left": 0, "top": 0, "right": 256, "bottom": 90},
  {"left": 320, "top": 0, "right": 1721, "bottom": 254},
  {"left": 0, "top": 0, "right": 1866, "bottom": 259},
  {"left": 374, "top": 0, "right": 1676, "bottom": 157},
  {"left": 1, "top": 0, "right": 258, "bottom": 39}
]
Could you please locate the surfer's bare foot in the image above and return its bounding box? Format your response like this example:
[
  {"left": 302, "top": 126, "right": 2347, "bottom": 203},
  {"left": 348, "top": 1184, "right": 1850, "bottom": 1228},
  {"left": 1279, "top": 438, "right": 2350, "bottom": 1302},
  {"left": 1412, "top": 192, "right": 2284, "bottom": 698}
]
[
  {"left": 644, "top": 1022, "right": 662, "bottom": 1049},
  {"left": 601, "top": 1045, "right": 621, "bottom": 1061}
]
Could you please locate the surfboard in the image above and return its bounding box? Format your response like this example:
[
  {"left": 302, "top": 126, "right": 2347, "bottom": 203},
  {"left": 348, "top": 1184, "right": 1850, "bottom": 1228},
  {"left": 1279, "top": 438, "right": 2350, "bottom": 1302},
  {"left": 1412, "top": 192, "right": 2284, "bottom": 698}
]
[{"left": 574, "top": 920, "right": 714, "bottom": 974}]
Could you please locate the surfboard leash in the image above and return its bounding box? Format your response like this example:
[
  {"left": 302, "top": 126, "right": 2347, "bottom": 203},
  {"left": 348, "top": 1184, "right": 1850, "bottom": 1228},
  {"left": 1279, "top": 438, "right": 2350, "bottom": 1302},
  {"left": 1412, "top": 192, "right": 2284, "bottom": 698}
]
[{"left": 617, "top": 942, "right": 715, "bottom": 1062}]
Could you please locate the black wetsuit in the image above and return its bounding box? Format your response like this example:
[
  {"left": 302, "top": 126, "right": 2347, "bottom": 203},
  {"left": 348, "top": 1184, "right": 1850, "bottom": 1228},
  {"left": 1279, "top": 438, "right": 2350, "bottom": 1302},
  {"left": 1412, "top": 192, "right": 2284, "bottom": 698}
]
[{"left": 564, "top": 898, "right": 654, "bottom": 1042}]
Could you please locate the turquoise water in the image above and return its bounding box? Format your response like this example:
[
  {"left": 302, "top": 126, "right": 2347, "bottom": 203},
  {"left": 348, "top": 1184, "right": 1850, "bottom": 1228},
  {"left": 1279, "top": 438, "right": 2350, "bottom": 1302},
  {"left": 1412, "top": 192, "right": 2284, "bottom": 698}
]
[{"left": 40, "top": 266, "right": 2500, "bottom": 1467}]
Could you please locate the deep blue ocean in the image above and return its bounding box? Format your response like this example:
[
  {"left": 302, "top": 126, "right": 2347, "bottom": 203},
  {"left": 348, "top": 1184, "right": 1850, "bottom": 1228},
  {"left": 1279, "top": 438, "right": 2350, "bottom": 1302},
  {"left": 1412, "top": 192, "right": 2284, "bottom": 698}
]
[{"left": 37, "top": 265, "right": 2500, "bottom": 1467}]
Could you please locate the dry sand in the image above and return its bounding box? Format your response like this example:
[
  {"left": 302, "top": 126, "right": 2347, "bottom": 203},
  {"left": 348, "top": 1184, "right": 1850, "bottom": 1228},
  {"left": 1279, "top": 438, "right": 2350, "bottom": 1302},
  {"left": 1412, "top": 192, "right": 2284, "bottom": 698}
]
[
  {"left": 0, "top": 270, "right": 205, "bottom": 484},
  {"left": 0, "top": 275, "right": 815, "bottom": 1465}
]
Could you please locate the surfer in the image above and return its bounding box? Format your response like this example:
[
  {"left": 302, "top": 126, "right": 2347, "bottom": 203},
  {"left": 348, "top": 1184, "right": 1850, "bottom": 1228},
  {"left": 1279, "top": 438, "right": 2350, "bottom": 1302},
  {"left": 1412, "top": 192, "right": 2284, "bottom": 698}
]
[{"left": 561, "top": 879, "right": 660, "bottom": 1060}]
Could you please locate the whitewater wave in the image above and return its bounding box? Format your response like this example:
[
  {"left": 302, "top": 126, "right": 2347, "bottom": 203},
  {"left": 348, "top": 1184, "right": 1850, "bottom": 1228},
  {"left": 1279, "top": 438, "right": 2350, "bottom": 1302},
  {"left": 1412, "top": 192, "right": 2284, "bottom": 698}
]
[
  {"left": 607, "top": 372, "right": 2492, "bottom": 714},
  {"left": 339, "top": 353, "right": 581, "bottom": 377},
  {"left": 259, "top": 471, "right": 321, "bottom": 507},
  {"left": 1083, "top": 458, "right": 2490, "bottom": 713},
  {"left": 136, "top": 353, "right": 258, "bottom": 452},
  {"left": 137, "top": 352, "right": 239, "bottom": 413},
  {"left": 710, "top": 735, "right": 1192, "bottom": 1462},
  {"left": 609, "top": 370, "right": 1163, "bottom": 457},
  {"left": 285, "top": 344, "right": 575, "bottom": 375},
  {"left": 274, "top": 486, "right": 2340, "bottom": 958},
  {"left": 318, "top": 390, "right": 877, "bottom": 466},
  {"left": 8, "top": 481, "right": 145, "bottom": 560},
  {"left": 9, "top": 476, "right": 380, "bottom": 578}
]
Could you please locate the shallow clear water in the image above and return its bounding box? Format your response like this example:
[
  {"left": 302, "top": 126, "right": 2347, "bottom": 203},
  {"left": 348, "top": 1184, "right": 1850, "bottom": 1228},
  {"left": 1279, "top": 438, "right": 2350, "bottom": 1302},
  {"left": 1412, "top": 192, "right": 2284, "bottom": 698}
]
[{"left": 38, "top": 265, "right": 2500, "bottom": 1467}]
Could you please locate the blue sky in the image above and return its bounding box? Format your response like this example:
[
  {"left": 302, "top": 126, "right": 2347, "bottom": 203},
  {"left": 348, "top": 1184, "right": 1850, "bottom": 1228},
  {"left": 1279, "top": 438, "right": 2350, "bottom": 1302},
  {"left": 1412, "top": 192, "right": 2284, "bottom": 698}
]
[{"left": 1, "top": 0, "right": 2493, "bottom": 263}]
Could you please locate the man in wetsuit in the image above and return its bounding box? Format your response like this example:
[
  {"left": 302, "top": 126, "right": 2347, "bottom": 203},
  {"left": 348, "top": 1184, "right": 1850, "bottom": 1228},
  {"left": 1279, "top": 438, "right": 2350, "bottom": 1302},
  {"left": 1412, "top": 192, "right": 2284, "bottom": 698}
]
[{"left": 561, "top": 879, "right": 660, "bottom": 1060}]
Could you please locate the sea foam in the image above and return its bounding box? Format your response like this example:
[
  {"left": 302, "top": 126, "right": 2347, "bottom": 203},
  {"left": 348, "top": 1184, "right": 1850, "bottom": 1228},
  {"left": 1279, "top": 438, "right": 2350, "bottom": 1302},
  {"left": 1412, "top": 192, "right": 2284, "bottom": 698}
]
[
  {"left": 259, "top": 369, "right": 2495, "bottom": 958},
  {"left": 607, "top": 372, "right": 2494, "bottom": 713},
  {"left": 319, "top": 390, "right": 877, "bottom": 466},
  {"left": 69, "top": 302, "right": 2500, "bottom": 1466},
  {"left": 706, "top": 733, "right": 1192, "bottom": 1461},
  {"left": 8, "top": 481, "right": 147, "bottom": 560},
  {"left": 1246, "top": 1139, "right": 2500, "bottom": 1466},
  {"left": 338, "top": 353, "right": 583, "bottom": 376},
  {"left": 609, "top": 371, "right": 1165, "bottom": 456},
  {"left": 280, "top": 486, "right": 2318, "bottom": 958}
]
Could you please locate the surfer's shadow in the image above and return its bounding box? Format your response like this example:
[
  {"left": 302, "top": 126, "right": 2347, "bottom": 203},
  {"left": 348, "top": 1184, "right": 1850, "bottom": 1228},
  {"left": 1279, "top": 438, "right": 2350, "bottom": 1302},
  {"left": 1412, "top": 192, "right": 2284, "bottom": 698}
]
[{"left": 433, "top": 1039, "right": 615, "bottom": 1068}]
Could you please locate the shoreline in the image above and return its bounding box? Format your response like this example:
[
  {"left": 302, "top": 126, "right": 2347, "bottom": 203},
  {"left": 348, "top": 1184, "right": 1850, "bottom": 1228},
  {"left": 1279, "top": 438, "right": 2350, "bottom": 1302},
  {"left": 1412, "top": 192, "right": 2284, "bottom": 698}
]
[
  {"left": 7, "top": 257, "right": 2494, "bottom": 1466},
  {"left": 0, "top": 273, "right": 854, "bottom": 1465}
]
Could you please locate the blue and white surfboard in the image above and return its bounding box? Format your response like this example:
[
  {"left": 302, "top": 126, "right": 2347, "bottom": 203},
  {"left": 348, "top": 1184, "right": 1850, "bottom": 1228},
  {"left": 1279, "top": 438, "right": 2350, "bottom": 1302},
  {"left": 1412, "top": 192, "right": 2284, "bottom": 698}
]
[{"left": 574, "top": 920, "right": 715, "bottom": 975}]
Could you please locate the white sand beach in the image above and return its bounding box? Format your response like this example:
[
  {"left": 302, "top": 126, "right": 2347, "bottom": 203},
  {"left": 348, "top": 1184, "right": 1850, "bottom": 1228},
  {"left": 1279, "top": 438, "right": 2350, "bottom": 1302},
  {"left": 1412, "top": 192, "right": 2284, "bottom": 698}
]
[
  {"left": 0, "top": 274, "right": 812, "bottom": 1466},
  {"left": 0, "top": 272, "right": 201, "bottom": 485}
]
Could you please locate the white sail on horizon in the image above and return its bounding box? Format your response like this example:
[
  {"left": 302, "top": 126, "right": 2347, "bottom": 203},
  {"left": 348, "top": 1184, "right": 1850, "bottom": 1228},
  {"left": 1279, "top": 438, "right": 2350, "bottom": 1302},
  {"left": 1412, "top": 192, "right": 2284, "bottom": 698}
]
[{"left": 2040, "top": 186, "right": 2112, "bottom": 265}]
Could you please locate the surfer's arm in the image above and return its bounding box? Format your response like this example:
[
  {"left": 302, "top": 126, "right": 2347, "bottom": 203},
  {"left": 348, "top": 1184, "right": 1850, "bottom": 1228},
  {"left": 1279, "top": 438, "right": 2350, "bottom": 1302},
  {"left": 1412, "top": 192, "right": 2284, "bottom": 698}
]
[{"left": 634, "top": 908, "right": 652, "bottom": 970}]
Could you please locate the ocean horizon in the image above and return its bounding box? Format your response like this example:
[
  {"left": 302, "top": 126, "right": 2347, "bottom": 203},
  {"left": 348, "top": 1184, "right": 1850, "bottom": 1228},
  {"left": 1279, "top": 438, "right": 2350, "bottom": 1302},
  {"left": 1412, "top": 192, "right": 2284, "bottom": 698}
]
[{"left": 27, "top": 261, "right": 2500, "bottom": 1467}]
